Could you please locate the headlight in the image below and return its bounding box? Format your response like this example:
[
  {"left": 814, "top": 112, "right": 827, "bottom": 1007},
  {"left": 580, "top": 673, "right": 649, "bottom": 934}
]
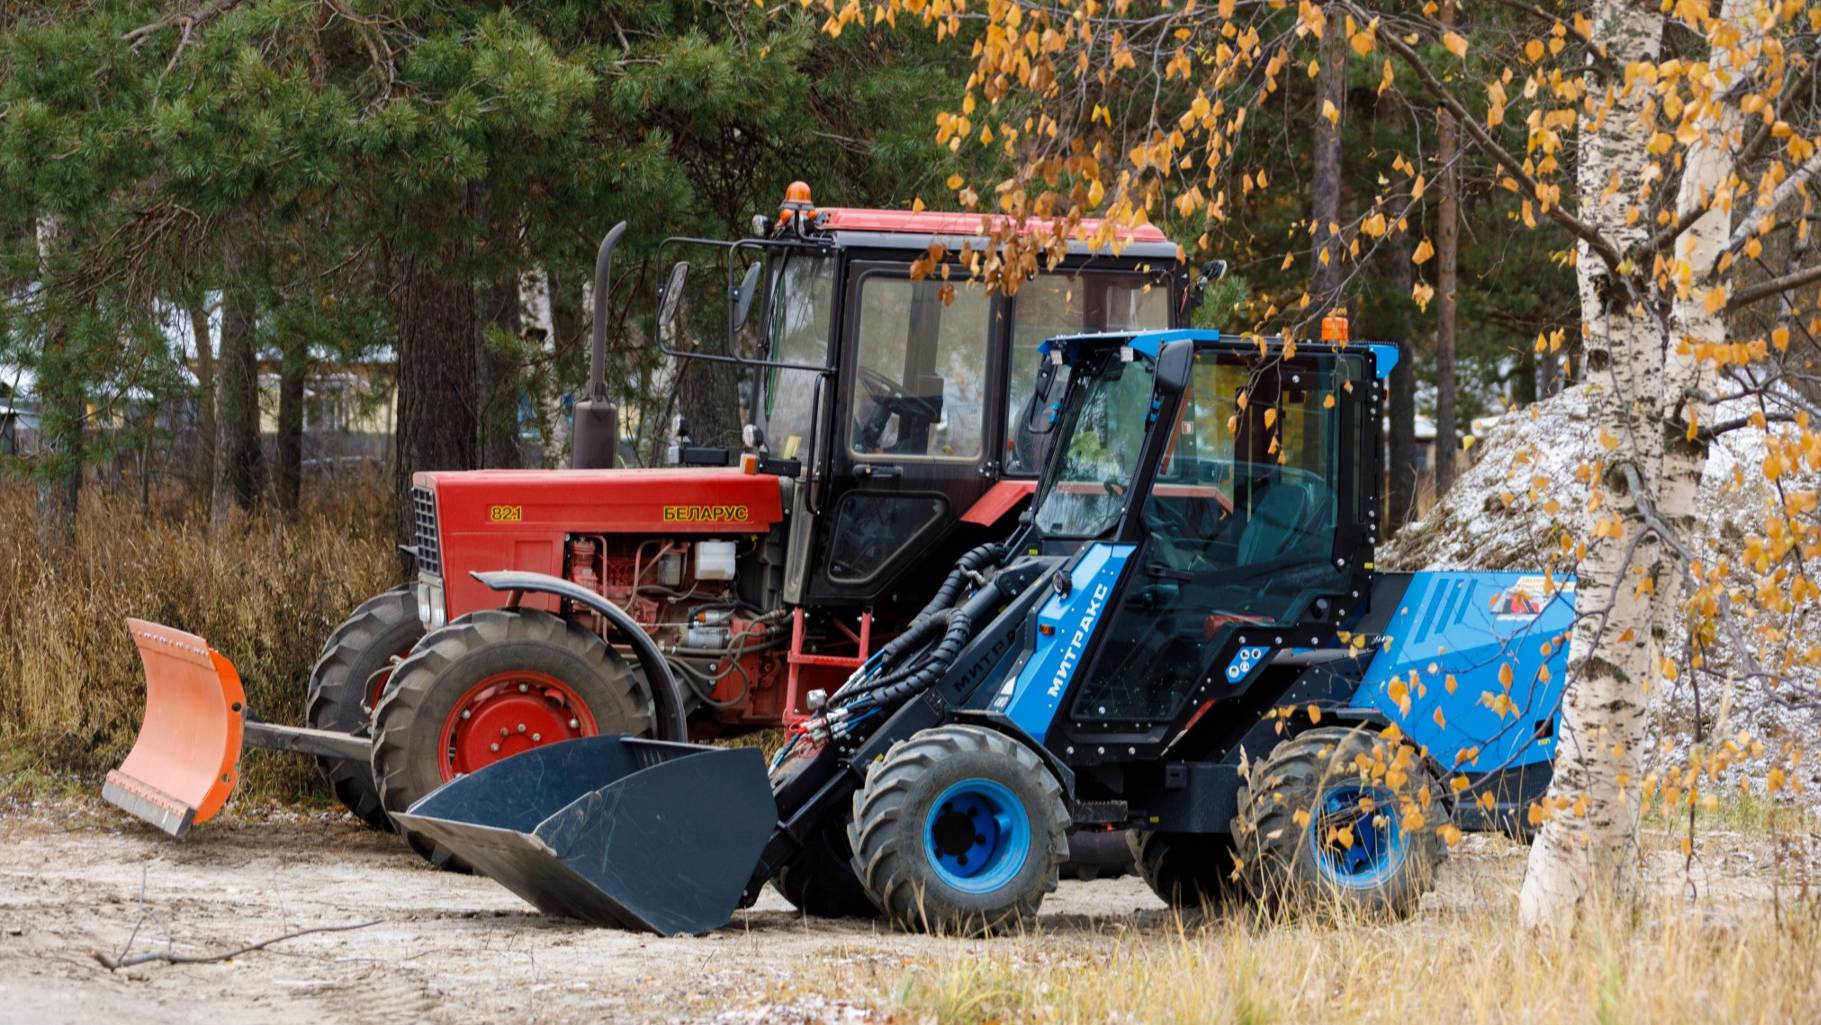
[{"left": 416, "top": 576, "right": 446, "bottom": 630}]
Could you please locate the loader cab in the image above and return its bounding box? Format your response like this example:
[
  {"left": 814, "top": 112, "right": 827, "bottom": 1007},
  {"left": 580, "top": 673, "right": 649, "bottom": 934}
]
[
  {"left": 659, "top": 188, "right": 1190, "bottom": 617},
  {"left": 1015, "top": 332, "right": 1383, "bottom": 760}
]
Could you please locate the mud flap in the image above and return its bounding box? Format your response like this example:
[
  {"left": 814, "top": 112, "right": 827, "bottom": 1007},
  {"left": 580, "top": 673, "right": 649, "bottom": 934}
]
[
  {"left": 103, "top": 620, "right": 247, "bottom": 837},
  {"left": 390, "top": 737, "right": 777, "bottom": 936}
]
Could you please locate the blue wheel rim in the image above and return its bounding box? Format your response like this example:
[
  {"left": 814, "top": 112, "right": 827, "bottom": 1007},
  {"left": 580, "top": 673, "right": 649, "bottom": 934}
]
[
  {"left": 1308, "top": 783, "right": 1405, "bottom": 888},
  {"left": 923, "top": 778, "right": 1032, "bottom": 894}
]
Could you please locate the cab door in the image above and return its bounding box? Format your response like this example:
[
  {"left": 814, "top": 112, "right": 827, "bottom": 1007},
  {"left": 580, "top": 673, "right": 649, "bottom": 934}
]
[{"left": 808, "top": 262, "right": 1002, "bottom": 605}]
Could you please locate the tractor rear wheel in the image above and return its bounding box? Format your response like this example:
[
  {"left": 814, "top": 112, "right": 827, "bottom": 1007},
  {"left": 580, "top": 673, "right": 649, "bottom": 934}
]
[
  {"left": 1130, "top": 830, "right": 1239, "bottom": 911},
  {"left": 773, "top": 816, "right": 878, "bottom": 919},
  {"left": 1235, "top": 726, "right": 1445, "bottom": 919},
  {"left": 304, "top": 587, "right": 423, "bottom": 831},
  {"left": 848, "top": 725, "right": 1068, "bottom": 935},
  {"left": 371, "top": 609, "right": 654, "bottom": 871}
]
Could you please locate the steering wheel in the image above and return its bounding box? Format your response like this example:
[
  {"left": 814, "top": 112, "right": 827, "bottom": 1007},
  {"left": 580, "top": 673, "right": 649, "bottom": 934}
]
[{"left": 857, "top": 365, "right": 908, "bottom": 405}]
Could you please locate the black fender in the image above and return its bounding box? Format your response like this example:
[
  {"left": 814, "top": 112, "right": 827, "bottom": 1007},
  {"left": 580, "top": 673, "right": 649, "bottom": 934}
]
[{"left": 471, "top": 570, "right": 690, "bottom": 742}]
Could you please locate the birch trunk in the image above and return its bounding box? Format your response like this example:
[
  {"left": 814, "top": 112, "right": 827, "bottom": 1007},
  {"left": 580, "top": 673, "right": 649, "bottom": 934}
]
[{"left": 1519, "top": 0, "right": 1665, "bottom": 929}]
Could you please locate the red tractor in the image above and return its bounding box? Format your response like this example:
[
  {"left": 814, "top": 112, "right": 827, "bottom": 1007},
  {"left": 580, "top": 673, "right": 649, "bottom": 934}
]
[{"left": 105, "top": 184, "right": 1196, "bottom": 879}]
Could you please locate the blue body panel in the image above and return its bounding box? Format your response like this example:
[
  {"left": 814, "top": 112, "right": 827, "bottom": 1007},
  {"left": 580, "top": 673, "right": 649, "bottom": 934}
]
[
  {"left": 1036, "top": 330, "right": 1398, "bottom": 379},
  {"left": 1351, "top": 571, "right": 1575, "bottom": 771},
  {"left": 988, "top": 543, "right": 1135, "bottom": 737}
]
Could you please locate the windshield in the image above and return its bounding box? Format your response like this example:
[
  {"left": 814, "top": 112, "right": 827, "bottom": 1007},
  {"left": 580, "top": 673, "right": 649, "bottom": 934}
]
[
  {"left": 1007, "top": 271, "right": 1171, "bottom": 474},
  {"left": 1032, "top": 352, "right": 1157, "bottom": 538}
]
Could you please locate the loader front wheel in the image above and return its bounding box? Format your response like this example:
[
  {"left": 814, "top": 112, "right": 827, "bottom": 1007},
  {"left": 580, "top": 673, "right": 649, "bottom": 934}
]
[
  {"left": 848, "top": 725, "right": 1068, "bottom": 935},
  {"left": 372, "top": 609, "right": 655, "bottom": 871},
  {"left": 1235, "top": 726, "right": 1445, "bottom": 919},
  {"left": 305, "top": 587, "right": 423, "bottom": 831}
]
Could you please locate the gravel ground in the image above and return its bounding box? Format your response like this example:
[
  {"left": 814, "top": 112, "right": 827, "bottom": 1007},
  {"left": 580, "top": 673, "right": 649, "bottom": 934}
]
[{"left": 0, "top": 801, "right": 1169, "bottom": 1025}]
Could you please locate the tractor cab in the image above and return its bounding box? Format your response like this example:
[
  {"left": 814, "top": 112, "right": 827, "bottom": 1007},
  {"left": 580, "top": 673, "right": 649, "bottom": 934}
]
[{"left": 652, "top": 184, "right": 1192, "bottom": 613}]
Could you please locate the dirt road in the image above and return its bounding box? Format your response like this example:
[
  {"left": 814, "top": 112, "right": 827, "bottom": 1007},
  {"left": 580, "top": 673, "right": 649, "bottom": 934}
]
[
  {"left": 0, "top": 802, "right": 1179, "bottom": 1024},
  {"left": 7, "top": 798, "right": 1781, "bottom": 1025}
]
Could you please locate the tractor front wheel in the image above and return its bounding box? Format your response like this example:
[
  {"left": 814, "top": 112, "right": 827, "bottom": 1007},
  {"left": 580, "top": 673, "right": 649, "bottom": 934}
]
[
  {"left": 848, "top": 725, "right": 1068, "bottom": 935},
  {"left": 1235, "top": 726, "right": 1445, "bottom": 919},
  {"left": 304, "top": 587, "right": 424, "bottom": 831},
  {"left": 371, "top": 609, "right": 654, "bottom": 871}
]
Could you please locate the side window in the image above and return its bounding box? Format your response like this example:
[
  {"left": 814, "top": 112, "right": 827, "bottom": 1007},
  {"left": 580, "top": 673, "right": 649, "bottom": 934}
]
[
  {"left": 762, "top": 255, "right": 835, "bottom": 460},
  {"left": 1005, "top": 273, "right": 1170, "bottom": 473},
  {"left": 849, "top": 274, "right": 990, "bottom": 460}
]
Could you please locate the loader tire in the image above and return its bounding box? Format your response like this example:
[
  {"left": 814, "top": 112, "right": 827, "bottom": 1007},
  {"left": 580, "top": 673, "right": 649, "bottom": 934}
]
[
  {"left": 372, "top": 609, "right": 654, "bottom": 872},
  {"left": 848, "top": 725, "right": 1068, "bottom": 935},
  {"left": 1130, "top": 830, "right": 1239, "bottom": 910},
  {"left": 304, "top": 587, "right": 423, "bottom": 831},
  {"left": 1235, "top": 726, "right": 1445, "bottom": 919},
  {"left": 773, "top": 817, "right": 879, "bottom": 919}
]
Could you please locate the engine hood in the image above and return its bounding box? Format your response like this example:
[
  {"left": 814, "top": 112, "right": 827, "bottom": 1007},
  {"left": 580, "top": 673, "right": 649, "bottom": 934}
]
[{"left": 414, "top": 467, "right": 785, "bottom": 535}]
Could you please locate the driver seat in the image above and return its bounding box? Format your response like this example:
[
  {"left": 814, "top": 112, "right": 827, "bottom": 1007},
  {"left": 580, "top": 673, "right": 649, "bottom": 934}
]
[{"left": 1235, "top": 482, "right": 1321, "bottom": 566}]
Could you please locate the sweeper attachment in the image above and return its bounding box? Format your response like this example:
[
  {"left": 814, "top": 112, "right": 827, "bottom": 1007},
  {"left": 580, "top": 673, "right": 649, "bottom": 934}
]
[{"left": 396, "top": 328, "right": 1576, "bottom": 935}]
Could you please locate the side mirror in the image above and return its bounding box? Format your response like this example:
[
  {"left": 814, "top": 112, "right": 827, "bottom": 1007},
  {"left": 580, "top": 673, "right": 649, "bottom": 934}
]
[
  {"left": 659, "top": 261, "right": 691, "bottom": 342},
  {"left": 1156, "top": 339, "right": 1194, "bottom": 395},
  {"left": 733, "top": 261, "right": 762, "bottom": 329},
  {"left": 1020, "top": 355, "right": 1061, "bottom": 435}
]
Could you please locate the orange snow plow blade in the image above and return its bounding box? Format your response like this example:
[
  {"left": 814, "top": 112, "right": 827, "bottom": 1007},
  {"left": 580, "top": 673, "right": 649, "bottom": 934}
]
[{"left": 102, "top": 619, "right": 247, "bottom": 837}]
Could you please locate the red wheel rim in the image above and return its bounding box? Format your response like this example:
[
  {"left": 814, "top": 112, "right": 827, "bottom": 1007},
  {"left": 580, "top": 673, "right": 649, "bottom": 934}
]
[
  {"left": 366, "top": 645, "right": 419, "bottom": 711},
  {"left": 436, "top": 671, "right": 599, "bottom": 781}
]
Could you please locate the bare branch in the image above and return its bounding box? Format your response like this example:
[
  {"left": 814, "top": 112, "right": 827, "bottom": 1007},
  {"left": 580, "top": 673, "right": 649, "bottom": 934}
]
[
  {"left": 122, "top": 0, "right": 245, "bottom": 49},
  {"left": 1725, "top": 262, "right": 1821, "bottom": 311},
  {"left": 93, "top": 920, "right": 379, "bottom": 971}
]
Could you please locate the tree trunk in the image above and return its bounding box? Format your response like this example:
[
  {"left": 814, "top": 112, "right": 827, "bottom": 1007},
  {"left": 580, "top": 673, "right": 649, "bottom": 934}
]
[
  {"left": 478, "top": 273, "right": 523, "bottom": 469},
  {"left": 1433, "top": 0, "right": 1461, "bottom": 495},
  {"left": 212, "top": 234, "right": 264, "bottom": 524},
  {"left": 33, "top": 218, "right": 81, "bottom": 555},
  {"left": 1519, "top": 0, "right": 1665, "bottom": 930},
  {"left": 190, "top": 302, "right": 217, "bottom": 504},
  {"left": 394, "top": 238, "right": 479, "bottom": 554},
  {"left": 1309, "top": 9, "right": 1347, "bottom": 310},
  {"left": 275, "top": 336, "right": 306, "bottom": 517},
  {"left": 1378, "top": 91, "right": 1418, "bottom": 532}
]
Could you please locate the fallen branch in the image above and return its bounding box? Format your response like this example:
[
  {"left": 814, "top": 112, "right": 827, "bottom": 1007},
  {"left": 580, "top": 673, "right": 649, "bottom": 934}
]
[{"left": 92, "top": 920, "right": 379, "bottom": 971}]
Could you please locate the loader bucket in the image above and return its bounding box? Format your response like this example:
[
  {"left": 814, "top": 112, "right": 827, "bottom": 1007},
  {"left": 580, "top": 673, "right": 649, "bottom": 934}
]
[
  {"left": 390, "top": 736, "right": 777, "bottom": 936},
  {"left": 102, "top": 619, "right": 247, "bottom": 837}
]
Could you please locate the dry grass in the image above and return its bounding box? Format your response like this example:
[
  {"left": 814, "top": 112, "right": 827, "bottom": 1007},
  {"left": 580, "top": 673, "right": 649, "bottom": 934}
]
[
  {"left": 782, "top": 826, "right": 1821, "bottom": 1025},
  {"left": 0, "top": 477, "right": 397, "bottom": 802}
]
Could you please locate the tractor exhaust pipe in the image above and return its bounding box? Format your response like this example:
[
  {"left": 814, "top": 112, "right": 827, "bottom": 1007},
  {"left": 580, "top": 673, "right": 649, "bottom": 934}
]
[{"left": 573, "top": 221, "right": 628, "bottom": 470}]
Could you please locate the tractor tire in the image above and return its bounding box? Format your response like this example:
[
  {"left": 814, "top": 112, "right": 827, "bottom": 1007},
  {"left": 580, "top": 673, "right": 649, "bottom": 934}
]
[
  {"left": 1061, "top": 827, "right": 1135, "bottom": 882},
  {"left": 304, "top": 587, "right": 423, "bottom": 831},
  {"left": 1130, "top": 830, "right": 1239, "bottom": 910},
  {"left": 773, "top": 817, "right": 879, "bottom": 919},
  {"left": 1235, "top": 726, "right": 1445, "bottom": 919},
  {"left": 371, "top": 609, "right": 654, "bottom": 872},
  {"left": 848, "top": 725, "right": 1068, "bottom": 935}
]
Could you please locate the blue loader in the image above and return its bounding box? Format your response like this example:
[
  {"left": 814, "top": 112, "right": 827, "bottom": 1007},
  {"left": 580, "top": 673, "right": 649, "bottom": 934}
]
[{"left": 394, "top": 328, "right": 1575, "bottom": 934}]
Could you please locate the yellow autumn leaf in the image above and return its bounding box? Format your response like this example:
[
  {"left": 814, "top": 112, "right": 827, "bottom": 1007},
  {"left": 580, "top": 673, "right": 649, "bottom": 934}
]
[
  {"left": 1412, "top": 239, "right": 1435, "bottom": 264},
  {"left": 1441, "top": 31, "right": 1469, "bottom": 58},
  {"left": 1321, "top": 99, "right": 1340, "bottom": 125},
  {"left": 1307, "top": 703, "right": 1323, "bottom": 724}
]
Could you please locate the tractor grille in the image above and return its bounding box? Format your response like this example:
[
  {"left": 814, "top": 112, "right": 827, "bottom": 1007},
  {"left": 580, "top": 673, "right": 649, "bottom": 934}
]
[{"left": 412, "top": 486, "right": 442, "bottom": 576}]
